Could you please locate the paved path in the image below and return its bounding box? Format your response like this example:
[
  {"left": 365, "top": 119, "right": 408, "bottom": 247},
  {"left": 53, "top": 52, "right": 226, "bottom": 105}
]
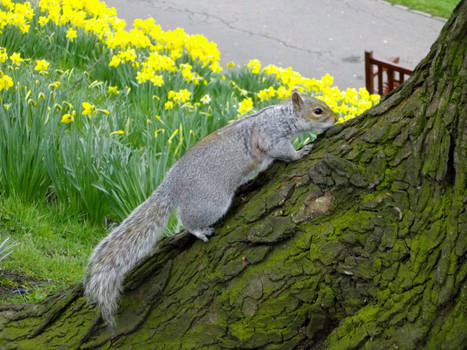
[{"left": 106, "top": 0, "right": 446, "bottom": 89}]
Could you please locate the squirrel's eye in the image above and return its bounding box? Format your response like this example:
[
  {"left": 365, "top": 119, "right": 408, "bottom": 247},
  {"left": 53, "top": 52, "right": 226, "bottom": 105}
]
[{"left": 313, "top": 108, "right": 323, "bottom": 115}]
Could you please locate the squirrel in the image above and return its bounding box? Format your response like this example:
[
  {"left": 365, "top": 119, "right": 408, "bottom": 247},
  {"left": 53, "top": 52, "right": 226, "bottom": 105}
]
[{"left": 84, "top": 90, "right": 338, "bottom": 326}]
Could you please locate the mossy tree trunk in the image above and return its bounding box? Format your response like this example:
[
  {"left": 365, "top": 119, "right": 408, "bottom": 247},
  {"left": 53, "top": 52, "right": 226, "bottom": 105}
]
[{"left": 1, "top": 2, "right": 466, "bottom": 349}]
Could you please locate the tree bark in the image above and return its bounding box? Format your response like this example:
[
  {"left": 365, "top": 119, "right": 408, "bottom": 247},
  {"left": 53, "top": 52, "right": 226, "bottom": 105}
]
[{"left": 1, "top": 2, "right": 466, "bottom": 349}]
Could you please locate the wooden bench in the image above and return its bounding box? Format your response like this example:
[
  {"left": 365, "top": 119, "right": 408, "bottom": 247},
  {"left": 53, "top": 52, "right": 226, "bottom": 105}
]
[{"left": 364, "top": 51, "right": 413, "bottom": 95}]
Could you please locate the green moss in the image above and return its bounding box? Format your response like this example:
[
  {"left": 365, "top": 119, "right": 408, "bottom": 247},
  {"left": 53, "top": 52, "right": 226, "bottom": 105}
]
[
  {"left": 317, "top": 242, "right": 345, "bottom": 265},
  {"left": 246, "top": 216, "right": 293, "bottom": 243}
]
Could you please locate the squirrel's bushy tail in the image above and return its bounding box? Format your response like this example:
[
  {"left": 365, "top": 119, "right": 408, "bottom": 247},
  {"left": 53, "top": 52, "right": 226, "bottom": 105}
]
[{"left": 84, "top": 186, "right": 173, "bottom": 326}]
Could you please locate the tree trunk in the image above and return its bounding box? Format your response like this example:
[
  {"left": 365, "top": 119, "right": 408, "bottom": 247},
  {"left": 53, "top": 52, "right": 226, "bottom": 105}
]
[{"left": 1, "top": 2, "right": 466, "bottom": 349}]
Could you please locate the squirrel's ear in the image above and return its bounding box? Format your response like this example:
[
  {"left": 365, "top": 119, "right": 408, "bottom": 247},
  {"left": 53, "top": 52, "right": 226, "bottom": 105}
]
[{"left": 291, "top": 90, "right": 304, "bottom": 113}]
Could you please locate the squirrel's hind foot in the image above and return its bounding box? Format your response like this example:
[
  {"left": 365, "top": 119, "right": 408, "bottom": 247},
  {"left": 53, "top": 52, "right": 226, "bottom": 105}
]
[
  {"left": 298, "top": 143, "right": 314, "bottom": 158},
  {"left": 190, "top": 227, "right": 215, "bottom": 242}
]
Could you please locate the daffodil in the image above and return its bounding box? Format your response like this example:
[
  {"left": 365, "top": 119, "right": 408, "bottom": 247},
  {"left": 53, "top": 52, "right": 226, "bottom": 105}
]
[
  {"left": 155, "top": 115, "right": 165, "bottom": 125},
  {"left": 82, "top": 102, "right": 97, "bottom": 117},
  {"left": 321, "top": 73, "right": 334, "bottom": 87},
  {"left": 34, "top": 59, "right": 49, "bottom": 74},
  {"left": 0, "top": 48, "right": 7, "bottom": 63},
  {"left": 61, "top": 113, "right": 74, "bottom": 124},
  {"left": 109, "top": 55, "right": 121, "bottom": 67},
  {"left": 136, "top": 70, "right": 150, "bottom": 83},
  {"left": 167, "top": 89, "right": 191, "bottom": 104},
  {"left": 0, "top": 74, "right": 13, "bottom": 91},
  {"left": 168, "top": 90, "right": 177, "bottom": 100},
  {"left": 66, "top": 27, "right": 77, "bottom": 42},
  {"left": 200, "top": 94, "right": 211, "bottom": 104},
  {"left": 180, "top": 63, "right": 195, "bottom": 82},
  {"left": 359, "top": 88, "right": 370, "bottom": 100},
  {"left": 247, "top": 59, "right": 261, "bottom": 74},
  {"left": 238, "top": 97, "right": 253, "bottom": 115},
  {"left": 263, "top": 64, "right": 281, "bottom": 78},
  {"left": 98, "top": 108, "right": 110, "bottom": 115},
  {"left": 150, "top": 75, "right": 164, "bottom": 87},
  {"left": 118, "top": 49, "right": 137, "bottom": 63},
  {"left": 38, "top": 16, "right": 49, "bottom": 27},
  {"left": 49, "top": 81, "right": 61, "bottom": 90},
  {"left": 176, "top": 90, "right": 187, "bottom": 103},
  {"left": 10, "top": 52, "right": 22, "bottom": 66},
  {"left": 107, "top": 86, "right": 120, "bottom": 96},
  {"left": 276, "top": 86, "right": 289, "bottom": 100},
  {"left": 370, "top": 94, "right": 381, "bottom": 104},
  {"left": 154, "top": 129, "right": 165, "bottom": 137},
  {"left": 257, "top": 87, "right": 276, "bottom": 101},
  {"left": 19, "top": 24, "right": 30, "bottom": 34},
  {"left": 167, "top": 128, "right": 179, "bottom": 144},
  {"left": 164, "top": 101, "right": 174, "bottom": 110}
]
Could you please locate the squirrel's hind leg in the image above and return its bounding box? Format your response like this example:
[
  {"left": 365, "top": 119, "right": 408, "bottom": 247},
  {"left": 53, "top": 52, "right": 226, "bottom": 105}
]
[
  {"left": 179, "top": 194, "right": 232, "bottom": 242},
  {"left": 190, "top": 227, "right": 215, "bottom": 242}
]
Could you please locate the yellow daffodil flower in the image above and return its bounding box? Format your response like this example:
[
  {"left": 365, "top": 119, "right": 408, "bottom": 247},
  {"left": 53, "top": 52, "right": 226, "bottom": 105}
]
[
  {"left": 34, "top": 59, "right": 49, "bottom": 73},
  {"left": 0, "top": 48, "right": 7, "bottom": 63},
  {"left": 238, "top": 97, "right": 253, "bottom": 115},
  {"left": 107, "top": 86, "right": 120, "bottom": 96},
  {"left": 247, "top": 59, "right": 261, "bottom": 74},
  {"left": 257, "top": 86, "right": 276, "bottom": 101},
  {"left": 66, "top": 27, "right": 77, "bottom": 42},
  {"left": 164, "top": 101, "right": 174, "bottom": 110},
  {"left": 61, "top": 113, "right": 74, "bottom": 124},
  {"left": 10, "top": 52, "right": 22, "bottom": 66},
  {"left": 49, "top": 81, "right": 61, "bottom": 90},
  {"left": 0, "top": 74, "right": 13, "bottom": 91},
  {"left": 82, "top": 102, "right": 97, "bottom": 117}
]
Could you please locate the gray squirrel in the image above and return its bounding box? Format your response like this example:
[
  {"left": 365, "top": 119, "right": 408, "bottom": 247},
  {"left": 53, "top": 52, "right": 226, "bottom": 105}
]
[{"left": 84, "top": 90, "right": 338, "bottom": 326}]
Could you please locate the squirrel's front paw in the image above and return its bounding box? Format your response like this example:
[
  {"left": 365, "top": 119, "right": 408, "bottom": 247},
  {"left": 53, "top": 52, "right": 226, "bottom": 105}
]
[{"left": 298, "top": 144, "right": 313, "bottom": 158}]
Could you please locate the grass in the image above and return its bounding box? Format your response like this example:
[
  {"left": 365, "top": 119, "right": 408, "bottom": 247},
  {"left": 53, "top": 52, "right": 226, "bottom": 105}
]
[
  {"left": 0, "top": 195, "right": 106, "bottom": 304},
  {"left": 385, "top": 0, "right": 461, "bottom": 18}
]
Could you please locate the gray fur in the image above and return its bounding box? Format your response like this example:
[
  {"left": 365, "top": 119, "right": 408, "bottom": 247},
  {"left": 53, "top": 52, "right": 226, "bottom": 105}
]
[{"left": 84, "top": 91, "right": 337, "bottom": 326}]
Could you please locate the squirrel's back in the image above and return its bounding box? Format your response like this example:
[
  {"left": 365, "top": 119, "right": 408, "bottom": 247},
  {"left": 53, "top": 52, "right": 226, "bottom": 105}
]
[{"left": 167, "top": 105, "right": 286, "bottom": 202}]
